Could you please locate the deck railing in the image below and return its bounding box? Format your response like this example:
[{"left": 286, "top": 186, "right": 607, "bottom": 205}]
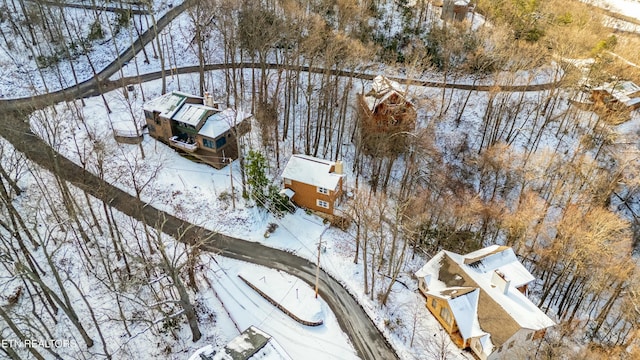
[{"left": 169, "top": 136, "right": 198, "bottom": 152}]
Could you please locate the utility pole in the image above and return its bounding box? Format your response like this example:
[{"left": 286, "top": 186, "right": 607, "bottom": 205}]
[{"left": 314, "top": 226, "right": 330, "bottom": 299}]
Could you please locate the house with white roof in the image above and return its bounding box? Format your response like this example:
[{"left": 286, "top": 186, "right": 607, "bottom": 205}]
[
  {"left": 280, "top": 154, "right": 345, "bottom": 215},
  {"left": 143, "top": 91, "right": 251, "bottom": 169},
  {"left": 356, "top": 75, "right": 417, "bottom": 157},
  {"left": 441, "top": 0, "right": 471, "bottom": 22},
  {"left": 415, "top": 245, "right": 555, "bottom": 360},
  {"left": 357, "top": 75, "right": 416, "bottom": 135},
  {"left": 189, "top": 326, "right": 292, "bottom": 360},
  {"left": 590, "top": 80, "right": 640, "bottom": 113}
]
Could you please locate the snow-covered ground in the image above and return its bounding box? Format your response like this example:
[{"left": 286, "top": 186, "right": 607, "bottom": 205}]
[
  {"left": 26, "top": 72, "right": 476, "bottom": 359},
  {"left": 586, "top": 0, "right": 640, "bottom": 19},
  {"left": 237, "top": 266, "right": 324, "bottom": 325},
  {"left": 205, "top": 259, "right": 358, "bottom": 360},
  {"left": 3, "top": 0, "right": 640, "bottom": 359}
]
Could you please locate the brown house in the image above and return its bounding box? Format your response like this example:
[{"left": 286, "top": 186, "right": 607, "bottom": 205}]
[
  {"left": 415, "top": 246, "right": 555, "bottom": 360},
  {"left": 143, "top": 91, "right": 251, "bottom": 169},
  {"left": 441, "top": 0, "right": 471, "bottom": 22},
  {"left": 356, "top": 75, "right": 417, "bottom": 157},
  {"left": 357, "top": 75, "right": 417, "bottom": 134},
  {"left": 280, "top": 155, "right": 345, "bottom": 215},
  {"left": 590, "top": 80, "right": 640, "bottom": 115}
]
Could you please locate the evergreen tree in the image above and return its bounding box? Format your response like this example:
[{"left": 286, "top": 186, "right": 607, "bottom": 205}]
[{"left": 245, "top": 150, "right": 269, "bottom": 204}]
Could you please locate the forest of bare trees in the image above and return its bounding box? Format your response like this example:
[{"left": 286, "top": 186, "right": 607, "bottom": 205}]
[{"left": 1, "top": 0, "right": 640, "bottom": 358}]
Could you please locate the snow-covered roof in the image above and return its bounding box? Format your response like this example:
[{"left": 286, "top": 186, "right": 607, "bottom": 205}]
[
  {"left": 173, "top": 103, "right": 210, "bottom": 127},
  {"left": 363, "top": 75, "right": 411, "bottom": 112},
  {"left": 280, "top": 188, "right": 295, "bottom": 199},
  {"left": 415, "top": 246, "right": 555, "bottom": 348},
  {"left": 193, "top": 326, "right": 292, "bottom": 360},
  {"left": 142, "top": 91, "right": 188, "bottom": 118},
  {"left": 281, "top": 155, "right": 344, "bottom": 190},
  {"left": 144, "top": 92, "right": 252, "bottom": 136},
  {"left": 199, "top": 108, "right": 251, "bottom": 139},
  {"left": 593, "top": 80, "right": 640, "bottom": 105},
  {"left": 463, "top": 245, "right": 535, "bottom": 288},
  {"left": 430, "top": 288, "right": 486, "bottom": 341}
]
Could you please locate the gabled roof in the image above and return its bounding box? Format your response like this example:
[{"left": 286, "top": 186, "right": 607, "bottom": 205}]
[
  {"left": 362, "top": 75, "right": 412, "bottom": 112},
  {"left": 144, "top": 92, "right": 252, "bottom": 138},
  {"left": 463, "top": 245, "right": 535, "bottom": 288},
  {"left": 199, "top": 108, "right": 251, "bottom": 139},
  {"left": 281, "top": 155, "right": 343, "bottom": 190},
  {"left": 188, "top": 326, "right": 292, "bottom": 360},
  {"left": 142, "top": 91, "right": 189, "bottom": 118},
  {"left": 428, "top": 287, "right": 486, "bottom": 341},
  {"left": 416, "top": 246, "right": 555, "bottom": 349}
]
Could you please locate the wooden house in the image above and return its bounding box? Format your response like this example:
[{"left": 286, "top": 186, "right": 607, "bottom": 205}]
[
  {"left": 280, "top": 155, "right": 345, "bottom": 215},
  {"left": 357, "top": 75, "right": 416, "bottom": 135},
  {"left": 415, "top": 245, "right": 555, "bottom": 360},
  {"left": 441, "top": 0, "right": 471, "bottom": 22},
  {"left": 356, "top": 75, "right": 417, "bottom": 157},
  {"left": 590, "top": 80, "right": 640, "bottom": 113},
  {"left": 143, "top": 91, "right": 251, "bottom": 169}
]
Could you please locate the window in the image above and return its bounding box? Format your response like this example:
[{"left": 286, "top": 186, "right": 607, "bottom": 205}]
[
  {"left": 216, "top": 136, "right": 227, "bottom": 148},
  {"left": 474, "top": 339, "right": 482, "bottom": 353},
  {"left": 317, "top": 187, "right": 329, "bottom": 195},
  {"left": 317, "top": 199, "right": 329, "bottom": 209},
  {"left": 526, "top": 333, "right": 532, "bottom": 341},
  {"left": 508, "top": 341, "right": 514, "bottom": 349},
  {"left": 430, "top": 298, "right": 437, "bottom": 310},
  {"left": 145, "top": 110, "right": 160, "bottom": 125},
  {"left": 203, "top": 138, "right": 215, "bottom": 149},
  {"left": 440, "top": 307, "right": 452, "bottom": 325}
]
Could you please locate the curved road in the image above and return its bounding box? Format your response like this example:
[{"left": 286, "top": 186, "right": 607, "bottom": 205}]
[{"left": 0, "top": 0, "right": 568, "bottom": 358}]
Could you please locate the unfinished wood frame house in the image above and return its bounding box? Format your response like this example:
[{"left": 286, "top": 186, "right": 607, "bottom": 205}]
[
  {"left": 415, "top": 245, "right": 555, "bottom": 360},
  {"left": 280, "top": 155, "right": 345, "bottom": 216},
  {"left": 143, "top": 91, "right": 251, "bottom": 169}
]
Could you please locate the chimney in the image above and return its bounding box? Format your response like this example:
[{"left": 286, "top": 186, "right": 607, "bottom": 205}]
[
  {"left": 204, "top": 92, "right": 215, "bottom": 108},
  {"left": 491, "top": 270, "right": 511, "bottom": 295},
  {"left": 334, "top": 160, "right": 343, "bottom": 175}
]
